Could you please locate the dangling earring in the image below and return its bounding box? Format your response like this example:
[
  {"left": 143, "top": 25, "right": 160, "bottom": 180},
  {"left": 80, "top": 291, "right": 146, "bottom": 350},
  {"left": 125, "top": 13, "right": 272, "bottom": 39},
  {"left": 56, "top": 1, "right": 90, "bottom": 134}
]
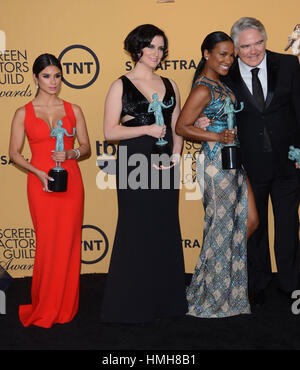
[{"left": 36, "top": 82, "right": 39, "bottom": 88}]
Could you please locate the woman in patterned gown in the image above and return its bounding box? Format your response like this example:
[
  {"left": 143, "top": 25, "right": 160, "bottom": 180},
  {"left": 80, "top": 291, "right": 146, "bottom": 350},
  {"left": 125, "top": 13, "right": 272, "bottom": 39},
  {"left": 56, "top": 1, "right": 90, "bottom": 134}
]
[
  {"left": 9, "top": 54, "right": 90, "bottom": 327},
  {"left": 176, "top": 32, "right": 258, "bottom": 318},
  {"left": 101, "top": 24, "right": 187, "bottom": 323}
]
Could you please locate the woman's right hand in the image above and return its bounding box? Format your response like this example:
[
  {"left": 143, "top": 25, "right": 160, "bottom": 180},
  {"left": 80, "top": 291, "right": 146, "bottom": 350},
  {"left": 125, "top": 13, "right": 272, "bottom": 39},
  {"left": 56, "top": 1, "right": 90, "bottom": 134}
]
[
  {"left": 219, "top": 129, "right": 236, "bottom": 144},
  {"left": 35, "top": 169, "right": 54, "bottom": 192},
  {"left": 147, "top": 123, "right": 166, "bottom": 139}
]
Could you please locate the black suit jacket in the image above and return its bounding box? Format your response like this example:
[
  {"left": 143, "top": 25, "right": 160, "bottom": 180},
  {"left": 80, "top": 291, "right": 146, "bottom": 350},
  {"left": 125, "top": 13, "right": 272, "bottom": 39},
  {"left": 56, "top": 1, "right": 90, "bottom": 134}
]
[{"left": 222, "top": 50, "right": 300, "bottom": 179}]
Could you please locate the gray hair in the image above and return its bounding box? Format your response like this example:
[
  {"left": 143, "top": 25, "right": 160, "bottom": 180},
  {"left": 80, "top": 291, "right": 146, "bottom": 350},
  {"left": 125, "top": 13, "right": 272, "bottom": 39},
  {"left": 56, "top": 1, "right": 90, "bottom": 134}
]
[{"left": 230, "top": 17, "right": 267, "bottom": 47}]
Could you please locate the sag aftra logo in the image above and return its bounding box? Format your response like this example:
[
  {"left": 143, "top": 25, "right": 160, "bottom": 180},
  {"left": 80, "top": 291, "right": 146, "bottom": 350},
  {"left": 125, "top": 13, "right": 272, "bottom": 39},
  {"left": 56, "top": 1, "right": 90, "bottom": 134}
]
[
  {"left": 81, "top": 225, "right": 109, "bottom": 264},
  {"left": 58, "top": 45, "right": 100, "bottom": 89}
]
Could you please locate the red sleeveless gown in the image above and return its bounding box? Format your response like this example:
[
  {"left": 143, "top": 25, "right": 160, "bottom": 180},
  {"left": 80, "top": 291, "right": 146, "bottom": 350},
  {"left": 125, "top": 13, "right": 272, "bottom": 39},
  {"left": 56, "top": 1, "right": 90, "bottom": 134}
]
[{"left": 19, "top": 100, "right": 84, "bottom": 328}]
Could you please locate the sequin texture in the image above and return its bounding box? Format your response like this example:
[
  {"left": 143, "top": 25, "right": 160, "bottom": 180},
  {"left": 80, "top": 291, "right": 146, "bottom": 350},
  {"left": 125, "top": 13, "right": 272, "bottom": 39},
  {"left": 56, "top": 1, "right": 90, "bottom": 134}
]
[{"left": 186, "top": 77, "right": 251, "bottom": 318}]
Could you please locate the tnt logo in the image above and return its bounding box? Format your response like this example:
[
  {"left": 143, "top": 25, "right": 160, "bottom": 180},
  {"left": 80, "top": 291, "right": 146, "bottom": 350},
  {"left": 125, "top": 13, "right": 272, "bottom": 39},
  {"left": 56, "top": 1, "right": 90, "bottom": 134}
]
[
  {"left": 81, "top": 225, "right": 109, "bottom": 264},
  {"left": 0, "top": 290, "right": 6, "bottom": 314},
  {"left": 58, "top": 45, "right": 100, "bottom": 89}
]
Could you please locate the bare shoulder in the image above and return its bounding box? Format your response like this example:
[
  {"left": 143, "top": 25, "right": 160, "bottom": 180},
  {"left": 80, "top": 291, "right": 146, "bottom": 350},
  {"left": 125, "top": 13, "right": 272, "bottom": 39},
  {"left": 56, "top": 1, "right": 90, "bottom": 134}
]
[
  {"left": 180, "top": 83, "right": 211, "bottom": 111},
  {"left": 105, "top": 78, "right": 123, "bottom": 102},
  {"left": 13, "top": 105, "right": 26, "bottom": 120},
  {"left": 190, "top": 83, "right": 211, "bottom": 100},
  {"left": 109, "top": 77, "right": 123, "bottom": 90},
  {"left": 10, "top": 105, "right": 26, "bottom": 132},
  {"left": 70, "top": 103, "right": 87, "bottom": 123},
  {"left": 70, "top": 103, "right": 83, "bottom": 115}
]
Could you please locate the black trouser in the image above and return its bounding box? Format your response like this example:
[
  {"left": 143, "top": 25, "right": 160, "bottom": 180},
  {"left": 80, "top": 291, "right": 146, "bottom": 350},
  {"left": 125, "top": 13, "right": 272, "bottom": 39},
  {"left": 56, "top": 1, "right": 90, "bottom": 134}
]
[{"left": 246, "top": 153, "right": 300, "bottom": 294}]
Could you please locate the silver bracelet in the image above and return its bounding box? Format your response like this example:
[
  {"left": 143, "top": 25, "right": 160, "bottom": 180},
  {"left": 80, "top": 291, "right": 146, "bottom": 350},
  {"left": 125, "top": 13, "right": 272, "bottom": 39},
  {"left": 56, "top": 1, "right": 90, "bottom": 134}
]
[{"left": 72, "top": 148, "right": 80, "bottom": 159}]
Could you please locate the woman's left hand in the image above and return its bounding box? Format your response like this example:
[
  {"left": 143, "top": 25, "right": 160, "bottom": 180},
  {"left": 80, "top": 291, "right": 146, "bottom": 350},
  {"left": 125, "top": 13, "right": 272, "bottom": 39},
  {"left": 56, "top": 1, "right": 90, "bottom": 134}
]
[
  {"left": 152, "top": 153, "right": 180, "bottom": 170},
  {"left": 153, "top": 162, "right": 175, "bottom": 170}
]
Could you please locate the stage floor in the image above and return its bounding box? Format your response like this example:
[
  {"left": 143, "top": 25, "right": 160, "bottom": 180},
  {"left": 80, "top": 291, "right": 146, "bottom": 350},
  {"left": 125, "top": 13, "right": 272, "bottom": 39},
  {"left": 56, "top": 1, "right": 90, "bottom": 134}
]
[{"left": 1, "top": 273, "right": 300, "bottom": 352}]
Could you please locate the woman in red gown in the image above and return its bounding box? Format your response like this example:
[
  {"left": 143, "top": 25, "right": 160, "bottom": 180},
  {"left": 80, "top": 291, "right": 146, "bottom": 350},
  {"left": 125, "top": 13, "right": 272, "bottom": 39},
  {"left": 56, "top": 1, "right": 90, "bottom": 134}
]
[{"left": 9, "top": 54, "right": 91, "bottom": 328}]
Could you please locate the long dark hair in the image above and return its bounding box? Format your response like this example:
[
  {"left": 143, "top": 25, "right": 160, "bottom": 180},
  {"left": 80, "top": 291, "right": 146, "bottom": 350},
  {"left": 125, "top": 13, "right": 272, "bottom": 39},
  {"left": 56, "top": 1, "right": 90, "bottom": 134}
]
[
  {"left": 124, "top": 24, "right": 168, "bottom": 63},
  {"left": 192, "top": 31, "right": 233, "bottom": 86}
]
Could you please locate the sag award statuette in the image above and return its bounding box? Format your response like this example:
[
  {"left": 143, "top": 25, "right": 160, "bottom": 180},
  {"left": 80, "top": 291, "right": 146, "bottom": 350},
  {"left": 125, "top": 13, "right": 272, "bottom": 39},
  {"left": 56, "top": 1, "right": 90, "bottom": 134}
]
[
  {"left": 285, "top": 24, "right": 300, "bottom": 59},
  {"left": 221, "top": 97, "right": 244, "bottom": 170},
  {"left": 148, "top": 93, "right": 174, "bottom": 156},
  {"left": 48, "top": 120, "right": 76, "bottom": 192},
  {"left": 288, "top": 145, "right": 300, "bottom": 166}
]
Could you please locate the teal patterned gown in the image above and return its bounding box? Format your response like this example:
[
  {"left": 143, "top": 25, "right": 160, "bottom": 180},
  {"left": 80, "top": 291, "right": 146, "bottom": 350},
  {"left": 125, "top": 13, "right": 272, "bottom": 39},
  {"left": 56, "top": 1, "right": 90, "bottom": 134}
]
[{"left": 186, "top": 76, "right": 251, "bottom": 318}]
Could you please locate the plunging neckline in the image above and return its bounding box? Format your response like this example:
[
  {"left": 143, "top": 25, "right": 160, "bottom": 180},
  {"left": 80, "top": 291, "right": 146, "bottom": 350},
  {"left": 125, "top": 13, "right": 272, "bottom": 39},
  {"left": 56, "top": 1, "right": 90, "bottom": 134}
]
[
  {"left": 31, "top": 100, "right": 67, "bottom": 132},
  {"left": 123, "top": 75, "right": 167, "bottom": 104}
]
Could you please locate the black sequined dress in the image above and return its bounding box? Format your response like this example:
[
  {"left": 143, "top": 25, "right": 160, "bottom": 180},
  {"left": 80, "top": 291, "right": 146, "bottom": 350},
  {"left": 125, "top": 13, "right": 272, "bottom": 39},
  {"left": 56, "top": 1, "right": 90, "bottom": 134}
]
[{"left": 101, "top": 75, "right": 187, "bottom": 323}]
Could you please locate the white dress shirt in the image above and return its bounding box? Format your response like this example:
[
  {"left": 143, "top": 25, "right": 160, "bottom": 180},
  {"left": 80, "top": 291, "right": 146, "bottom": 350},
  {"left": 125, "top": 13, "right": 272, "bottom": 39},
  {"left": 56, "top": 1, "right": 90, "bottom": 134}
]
[{"left": 238, "top": 54, "right": 268, "bottom": 100}]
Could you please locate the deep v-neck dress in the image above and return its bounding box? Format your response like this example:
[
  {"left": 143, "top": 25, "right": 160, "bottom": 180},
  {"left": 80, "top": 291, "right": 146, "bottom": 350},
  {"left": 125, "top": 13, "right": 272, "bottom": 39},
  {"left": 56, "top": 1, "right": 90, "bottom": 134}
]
[
  {"left": 100, "top": 75, "right": 187, "bottom": 323},
  {"left": 19, "top": 100, "right": 84, "bottom": 328}
]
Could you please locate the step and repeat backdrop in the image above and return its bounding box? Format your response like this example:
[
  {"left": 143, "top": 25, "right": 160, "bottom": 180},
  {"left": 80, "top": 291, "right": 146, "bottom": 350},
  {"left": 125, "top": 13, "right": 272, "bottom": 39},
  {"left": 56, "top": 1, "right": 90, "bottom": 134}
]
[{"left": 0, "top": 0, "right": 298, "bottom": 278}]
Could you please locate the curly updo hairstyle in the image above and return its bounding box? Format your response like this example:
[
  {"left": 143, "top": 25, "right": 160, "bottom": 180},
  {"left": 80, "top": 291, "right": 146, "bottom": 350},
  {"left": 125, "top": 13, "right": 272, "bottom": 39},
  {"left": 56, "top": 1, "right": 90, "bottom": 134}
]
[{"left": 124, "top": 24, "right": 168, "bottom": 63}]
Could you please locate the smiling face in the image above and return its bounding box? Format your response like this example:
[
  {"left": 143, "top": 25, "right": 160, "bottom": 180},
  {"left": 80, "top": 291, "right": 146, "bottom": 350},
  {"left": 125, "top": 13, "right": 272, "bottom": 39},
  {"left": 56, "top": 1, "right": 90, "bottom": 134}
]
[
  {"left": 138, "top": 35, "right": 165, "bottom": 69},
  {"left": 34, "top": 65, "right": 62, "bottom": 95},
  {"left": 236, "top": 28, "right": 266, "bottom": 67},
  {"left": 204, "top": 40, "right": 235, "bottom": 78}
]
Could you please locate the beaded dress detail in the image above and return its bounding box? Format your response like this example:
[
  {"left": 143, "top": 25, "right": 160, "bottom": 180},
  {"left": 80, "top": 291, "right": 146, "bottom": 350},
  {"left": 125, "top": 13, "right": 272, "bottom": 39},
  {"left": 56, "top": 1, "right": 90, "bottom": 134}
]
[
  {"left": 186, "top": 77, "right": 251, "bottom": 318},
  {"left": 101, "top": 75, "right": 187, "bottom": 323}
]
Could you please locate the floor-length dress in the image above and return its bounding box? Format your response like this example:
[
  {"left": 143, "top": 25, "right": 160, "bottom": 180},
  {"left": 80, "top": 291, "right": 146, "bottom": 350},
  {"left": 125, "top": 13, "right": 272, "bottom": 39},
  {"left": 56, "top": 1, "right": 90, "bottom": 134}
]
[
  {"left": 101, "top": 75, "right": 187, "bottom": 323},
  {"left": 19, "top": 100, "right": 84, "bottom": 328},
  {"left": 186, "top": 77, "right": 251, "bottom": 318}
]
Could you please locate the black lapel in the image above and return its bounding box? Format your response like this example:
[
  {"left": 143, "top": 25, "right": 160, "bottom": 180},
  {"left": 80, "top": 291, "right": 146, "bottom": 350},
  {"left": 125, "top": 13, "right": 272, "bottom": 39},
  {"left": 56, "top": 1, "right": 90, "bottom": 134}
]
[
  {"left": 227, "top": 58, "right": 262, "bottom": 111},
  {"left": 226, "top": 52, "right": 279, "bottom": 112},
  {"left": 265, "top": 50, "right": 279, "bottom": 109}
]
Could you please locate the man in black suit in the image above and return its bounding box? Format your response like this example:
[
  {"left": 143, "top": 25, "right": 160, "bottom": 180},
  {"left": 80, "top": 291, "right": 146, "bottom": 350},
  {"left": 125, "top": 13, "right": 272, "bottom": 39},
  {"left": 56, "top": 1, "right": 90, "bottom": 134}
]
[{"left": 223, "top": 17, "right": 300, "bottom": 305}]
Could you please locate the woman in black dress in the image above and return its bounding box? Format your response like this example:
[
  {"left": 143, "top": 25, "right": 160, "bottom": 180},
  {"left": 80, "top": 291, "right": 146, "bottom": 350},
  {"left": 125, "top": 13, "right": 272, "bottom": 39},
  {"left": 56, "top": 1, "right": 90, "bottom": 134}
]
[{"left": 101, "top": 24, "right": 187, "bottom": 323}]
